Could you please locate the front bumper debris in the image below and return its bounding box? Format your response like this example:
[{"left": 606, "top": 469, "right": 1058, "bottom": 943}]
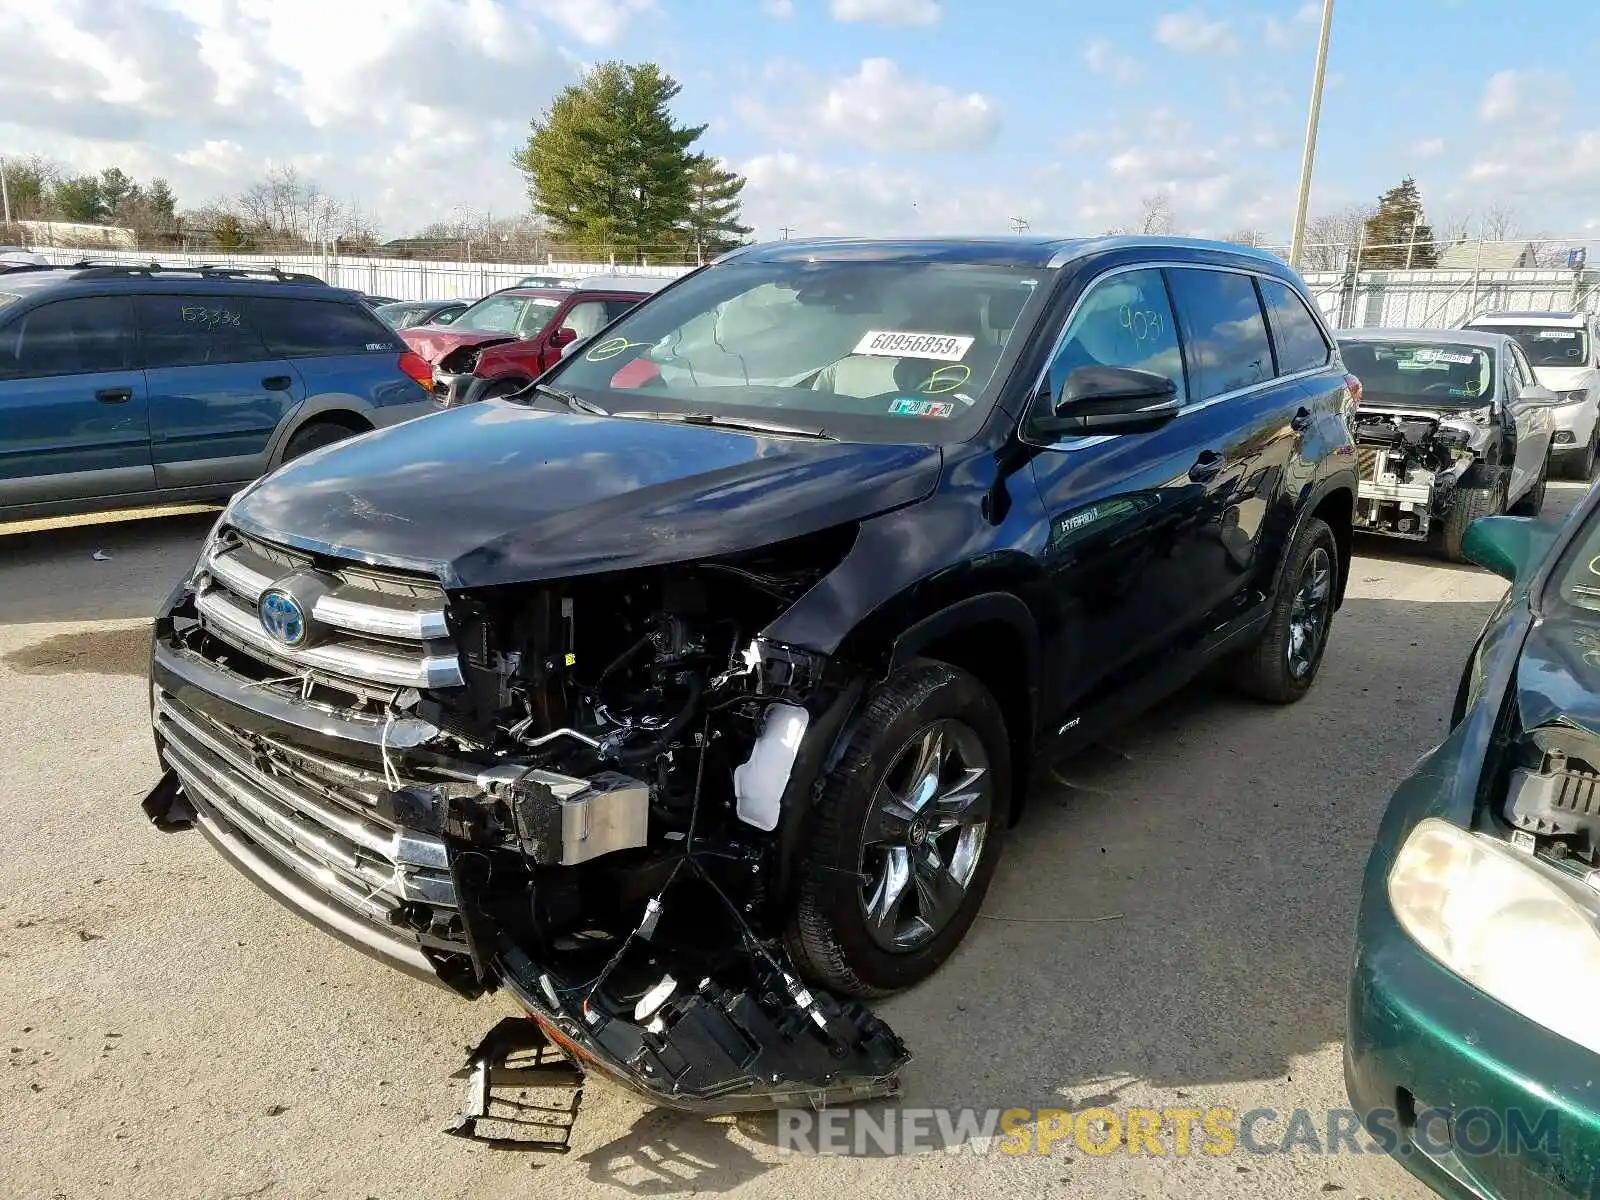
[
  {"left": 146, "top": 600, "right": 911, "bottom": 1117},
  {"left": 445, "top": 1017, "right": 586, "bottom": 1150},
  {"left": 431, "top": 368, "right": 494, "bottom": 407}
]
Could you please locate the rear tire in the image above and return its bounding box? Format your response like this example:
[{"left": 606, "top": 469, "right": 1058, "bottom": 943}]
[
  {"left": 282, "top": 419, "right": 362, "bottom": 463},
  {"left": 1442, "top": 475, "right": 1505, "bottom": 563},
  {"left": 784, "top": 662, "right": 1009, "bottom": 998},
  {"left": 1230, "top": 516, "right": 1339, "bottom": 704}
]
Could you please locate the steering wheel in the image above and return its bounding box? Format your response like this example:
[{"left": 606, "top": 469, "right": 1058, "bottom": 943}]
[{"left": 913, "top": 364, "right": 972, "bottom": 395}]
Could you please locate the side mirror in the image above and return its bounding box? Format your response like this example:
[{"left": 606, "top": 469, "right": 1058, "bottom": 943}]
[
  {"left": 1461, "top": 515, "right": 1559, "bottom": 582},
  {"left": 548, "top": 326, "right": 576, "bottom": 350},
  {"left": 1521, "top": 384, "right": 1558, "bottom": 407},
  {"left": 1032, "top": 365, "right": 1181, "bottom": 438}
]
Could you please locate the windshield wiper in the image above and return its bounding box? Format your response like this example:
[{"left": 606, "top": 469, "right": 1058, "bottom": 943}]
[
  {"left": 615, "top": 411, "right": 836, "bottom": 440},
  {"left": 529, "top": 382, "right": 609, "bottom": 417}
]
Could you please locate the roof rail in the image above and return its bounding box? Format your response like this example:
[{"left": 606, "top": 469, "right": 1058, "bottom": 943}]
[{"left": 67, "top": 262, "right": 328, "bottom": 285}]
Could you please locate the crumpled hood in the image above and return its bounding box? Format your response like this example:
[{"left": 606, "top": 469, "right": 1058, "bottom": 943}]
[
  {"left": 1515, "top": 610, "right": 1600, "bottom": 736},
  {"left": 401, "top": 326, "right": 512, "bottom": 365},
  {"left": 228, "top": 401, "right": 943, "bottom": 589}
]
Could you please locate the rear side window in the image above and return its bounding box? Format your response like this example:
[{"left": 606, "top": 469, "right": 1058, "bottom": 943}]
[
  {"left": 1258, "top": 278, "right": 1330, "bottom": 375},
  {"left": 137, "top": 295, "right": 273, "bottom": 368},
  {"left": 1167, "top": 268, "right": 1273, "bottom": 400},
  {"left": 248, "top": 297, "right": 397, "bottom": 357},
  {"left": 0, "top": 296, "right": 134, "bottom": 379}
]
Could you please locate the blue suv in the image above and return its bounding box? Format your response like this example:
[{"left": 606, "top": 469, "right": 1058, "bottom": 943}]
[{"left": 0, "top": 264, "right": 439, "bottom": 520}]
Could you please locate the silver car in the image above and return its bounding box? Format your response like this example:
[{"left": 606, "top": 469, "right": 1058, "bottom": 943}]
[{"left": 1338, "top": 327, "right": 1557, "bottom": 560}]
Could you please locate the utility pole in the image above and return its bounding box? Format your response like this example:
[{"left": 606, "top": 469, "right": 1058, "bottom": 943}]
[
  {"left": 1008, "top": 216, "right": 1031, "bottom": 234},
  {"left": 778, "top": 226, "right": 793, "bottom": 240},
  {"left": 1405, "top": 213, "right": 1418, "bottom": 270},
  {"left": 0, "top": 154, "right": 10, "bottom": 226},
  {"left": 1287, "top": 0, "right": 1336, "bottom": 269}
]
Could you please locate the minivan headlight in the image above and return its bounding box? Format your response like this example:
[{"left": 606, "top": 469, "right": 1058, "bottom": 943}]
[
  {"left": 1388, "top": 818, "right": 1600, "bottom": 1056},
  {"left": 1557, "top": 388, "right": 1590, "bottom": 406}
]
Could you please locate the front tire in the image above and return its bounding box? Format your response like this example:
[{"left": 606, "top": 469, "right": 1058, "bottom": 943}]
[
  {"left": 479, "top": 377, "right": 531, "bottom": 401},
  {"left": 785, "top": 662, "right": 1009, "bottom": 998},
  {"left": 1230, "top": 516, "right": 1339, "bottom": 704},
  {"left": 1442, "top": 475, "right": 1505, "bottom": 563},
  {"left": 1510, "top": 450, "right": 1550, "bottom": 517}
]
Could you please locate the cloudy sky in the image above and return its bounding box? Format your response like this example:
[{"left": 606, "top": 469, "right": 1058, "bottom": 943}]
[{"left": 2, "top": 0, "right": 1596, "bottom": 246}]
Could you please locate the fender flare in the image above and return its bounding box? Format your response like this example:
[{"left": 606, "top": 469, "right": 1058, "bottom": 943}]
[
  {"left": 265, "top": 395, "right": 377, "bottom": 470},
  {"left": 1270, "top": 468, "right": 1358, "bottom": 608},
  {"left": 770, "top": 590, "right": 1043, "bottom": 903},
  {"left": 888, "top": 590, "right": 1042, "bottom": 702}
]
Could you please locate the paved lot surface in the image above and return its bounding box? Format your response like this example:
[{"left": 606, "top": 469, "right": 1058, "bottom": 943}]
[{"left": 2, "top": 486, "right": 1589, "bottom": 1200}]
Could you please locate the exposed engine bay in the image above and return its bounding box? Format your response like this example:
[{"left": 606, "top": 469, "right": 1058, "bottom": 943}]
[
  {"left": 144, "top": 520, "right": 909, "bottom": 1120},
  {"left": 1504, "top": 725, "right": 1600, "bottom": 869},
  {"left": 1352, "top": 406, "right": 1488, "bottom": 539}
]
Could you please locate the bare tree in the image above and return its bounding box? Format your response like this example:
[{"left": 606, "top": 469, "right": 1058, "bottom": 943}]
[
  {"left": 1301, "top": 204, "right": 1375, "bottom": 271},
  {"left": 228, "top": 165, "right": 375, "bottom": 249},
  {"left": 1140, "top": 190, "right": 1175, "bottom": 235},
  {"left": 1221, "top": 228, "right": 1269, "bottom": 248},
  {"left": 1435, "top": 208, "right": 1475, "bottom": 246},
  {"left": 1481, "top": 203, "right": 1520, "bottom": 242}
]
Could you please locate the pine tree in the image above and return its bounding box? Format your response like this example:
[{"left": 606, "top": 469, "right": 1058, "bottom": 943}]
[
  {"left": 50, "top": 174, "right": 106, "bottom": 223},
  {"left": 1362, "top": 178, "right": 1438, "bottom": 269},
  {"left": 680, "top": 156, "right": 752, "bottom": 262},
  {"left": 98, "top": 167, "right": 139, "bottom": 222},
  {"left": 514, "top": 61, "right": 707, "bottom": 263}
]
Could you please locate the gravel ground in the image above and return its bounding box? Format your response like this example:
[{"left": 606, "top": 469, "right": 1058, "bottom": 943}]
[{"left": 2, "top": 484, "right": 1587, "bottom": 1200}]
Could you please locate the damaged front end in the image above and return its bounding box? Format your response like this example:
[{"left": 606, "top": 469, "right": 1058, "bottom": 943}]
[
  {"left": 1352, "top": 406, "right": 1492, "bottom": 539},
  {"left": 144, "top": 518, "right": 908, "bottom": 1114}
]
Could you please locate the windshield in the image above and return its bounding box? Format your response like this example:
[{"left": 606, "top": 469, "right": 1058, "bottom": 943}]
[
  {"left": 451, "top": 293, "right": 562, "bottom": 335},
  {"left": 1338, "top": 339, "right": 1496, "bottom": 405},
  {"left": 544, "top": 260, "right": 1048, "bottom": 441},
  {"left": 1470, "top": 324, "right": 1590, "bottom": 369}
]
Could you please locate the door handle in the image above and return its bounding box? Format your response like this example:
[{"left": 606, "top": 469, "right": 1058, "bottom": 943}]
[
  {"left": 262, "top": 375, "right": 293, "bottom": 391},
  {"left": 1290, "top": 406, "right": 1313, "bottom": 432},
  {"left": 95, "top": 387, "right": 132, "bottom": 404},
  {"left": 1189, "top": 450, "right": 1225, "bottom": 483}
]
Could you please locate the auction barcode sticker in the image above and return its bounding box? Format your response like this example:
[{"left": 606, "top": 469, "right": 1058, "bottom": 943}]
[{"left": 853, "top": 330, "right": 974, "bottom": 361}]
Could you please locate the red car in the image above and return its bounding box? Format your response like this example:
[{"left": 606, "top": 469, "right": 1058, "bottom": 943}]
[{"left": 403, "top": 275, "right": 670, "bottom": 405}]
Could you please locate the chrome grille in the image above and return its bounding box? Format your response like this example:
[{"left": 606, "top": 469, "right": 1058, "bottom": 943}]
[
  {"left": 154, "top": 684, "right": 464, "bottom": 948},
  {"left": 194, "top": 527, "right": 462, "bottom": 692}
]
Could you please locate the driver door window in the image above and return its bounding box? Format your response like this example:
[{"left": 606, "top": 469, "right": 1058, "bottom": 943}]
[
  {"left": 1040, "top": 268, "right": 1186, "bottom": 425},
  {"left": 1504, "top": 345, "right": 1527, "bottom": 400}
]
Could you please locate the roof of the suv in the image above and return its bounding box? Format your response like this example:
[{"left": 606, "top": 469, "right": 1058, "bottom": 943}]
[
  {"left": 719, "top": 235, "right": 1292, "bottom": 271},
  {"left": 567, "top": 274, "right": 674, "bottom": 294},
  {"left": 1338, "top": 327, "right": 1510, "bottom": 349},
  {"left": 0, "top": 263, "right": 361, "bottom": 302},
  {"left": 1466, "top": 310, "right": 1587, "bottom": 326}
]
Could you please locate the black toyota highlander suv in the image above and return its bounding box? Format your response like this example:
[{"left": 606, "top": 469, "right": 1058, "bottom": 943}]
[{"left": 144, "top": 236, "right": 1360, "bottom": 1114}]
